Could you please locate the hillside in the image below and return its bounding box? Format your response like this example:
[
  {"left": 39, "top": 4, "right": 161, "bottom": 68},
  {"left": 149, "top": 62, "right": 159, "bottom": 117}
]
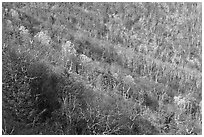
[{"left": 2, "top": 2, "right": 202, "bottom": 135}]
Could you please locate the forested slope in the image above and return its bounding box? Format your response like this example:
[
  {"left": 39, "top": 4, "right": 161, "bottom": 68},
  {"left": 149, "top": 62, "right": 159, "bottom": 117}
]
[{"left": 2, "top": 2, "right": 202, "bottom": 135}]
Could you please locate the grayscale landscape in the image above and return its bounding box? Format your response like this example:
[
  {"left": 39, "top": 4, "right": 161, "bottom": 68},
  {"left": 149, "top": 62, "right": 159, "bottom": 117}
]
[{"left": 2, "top": 2, "right": 202, "bottom": 135}]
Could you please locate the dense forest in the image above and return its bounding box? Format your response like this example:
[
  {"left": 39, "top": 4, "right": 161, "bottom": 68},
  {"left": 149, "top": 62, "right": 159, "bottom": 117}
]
[{"left": 2, "top": 2, "right": 202, "bottom": 135}]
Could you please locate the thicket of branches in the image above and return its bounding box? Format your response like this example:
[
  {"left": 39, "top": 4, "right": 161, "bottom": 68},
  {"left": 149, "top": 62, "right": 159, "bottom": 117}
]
[{"left": 2, "top": 2, "right": 202, "bottom": 135}]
